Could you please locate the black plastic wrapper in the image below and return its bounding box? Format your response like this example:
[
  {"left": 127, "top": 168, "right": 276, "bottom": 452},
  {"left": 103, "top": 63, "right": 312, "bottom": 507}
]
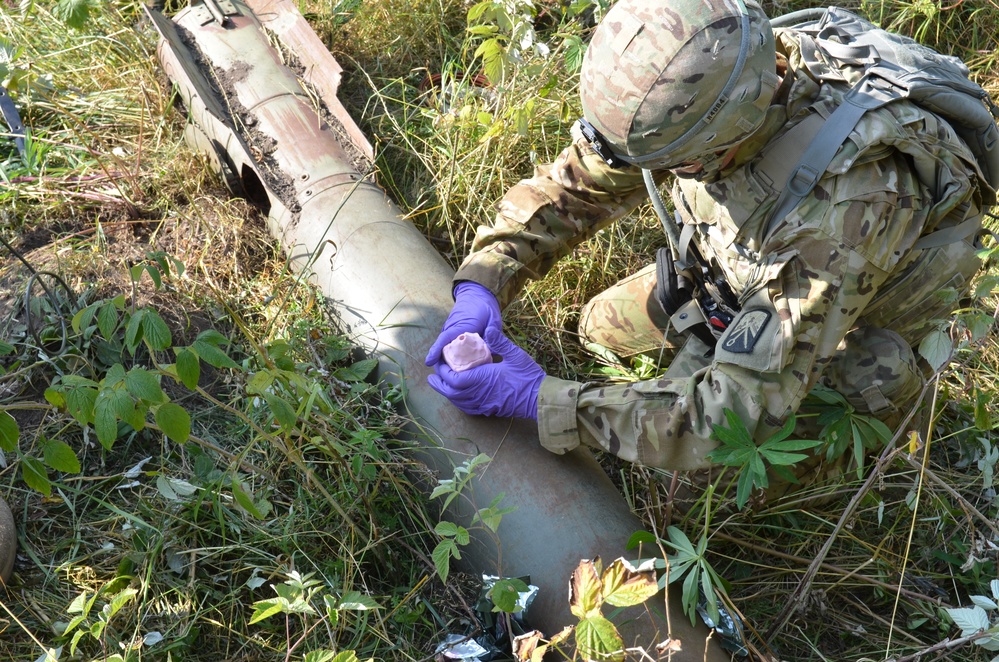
[
  {"left": 434, "top": 574, "right": 539, "bottom": 661},
  {"left": 698, "top": 596, "right": 748, "bottom": 657}
]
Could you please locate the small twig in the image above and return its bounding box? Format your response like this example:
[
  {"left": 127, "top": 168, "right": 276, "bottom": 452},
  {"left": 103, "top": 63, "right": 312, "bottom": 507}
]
[
  {"left": 905, "top": 457, "right": 999, "bottom": 540},
  {"left": 888, "top": 629, "right": 987, "bottom": 662}
]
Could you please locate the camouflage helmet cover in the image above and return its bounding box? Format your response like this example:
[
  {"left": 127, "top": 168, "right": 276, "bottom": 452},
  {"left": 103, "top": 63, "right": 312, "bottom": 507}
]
[{"left": 580, "top": 0, "right": 778, "bottom": 168}]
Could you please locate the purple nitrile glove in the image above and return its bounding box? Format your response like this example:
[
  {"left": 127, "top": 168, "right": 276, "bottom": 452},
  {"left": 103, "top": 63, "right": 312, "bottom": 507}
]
[
  {"left": 428, "top": 327, "right": 546, "bottom": 420},
  {"left": 425, "top": 281, "right": 503, "bottom": 367}
]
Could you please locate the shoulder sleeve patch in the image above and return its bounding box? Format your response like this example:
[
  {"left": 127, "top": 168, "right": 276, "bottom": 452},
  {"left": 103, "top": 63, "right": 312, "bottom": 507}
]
[{"left": 720, "top": 309, "right": 772, "bottom": 354}]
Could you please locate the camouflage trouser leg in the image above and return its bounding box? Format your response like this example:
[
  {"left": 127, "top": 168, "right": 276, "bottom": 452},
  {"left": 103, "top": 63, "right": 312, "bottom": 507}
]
[{"left": 578, "top": 263, "right": 682, "bottom": 364}]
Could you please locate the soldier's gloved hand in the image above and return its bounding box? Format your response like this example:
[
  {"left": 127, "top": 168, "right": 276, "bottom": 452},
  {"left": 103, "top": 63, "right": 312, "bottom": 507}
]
[
  {"left": 425, "top": 281, "right": 503, "bottom": 367},
  {"left": 428, "top": 327, "right": 546, "bottom": 420}
]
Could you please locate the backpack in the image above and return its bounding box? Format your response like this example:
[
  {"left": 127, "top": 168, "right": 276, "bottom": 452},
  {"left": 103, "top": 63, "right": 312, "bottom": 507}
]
[{"left": 762, "top": 6, "right": 999, "bottom": 233}]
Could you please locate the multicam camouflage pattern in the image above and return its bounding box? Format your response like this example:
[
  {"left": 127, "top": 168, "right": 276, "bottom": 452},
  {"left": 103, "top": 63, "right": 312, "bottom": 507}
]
[
  {"left": 579, "top": 0, "right": 778, "bottom": 167},
  {"left": 453, "top": 29, "right": 989, "bottom": 492}
]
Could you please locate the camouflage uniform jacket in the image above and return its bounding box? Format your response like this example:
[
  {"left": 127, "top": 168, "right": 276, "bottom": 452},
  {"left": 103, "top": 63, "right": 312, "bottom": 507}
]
[{"left": 452, "top": 30, "right": 990, "bottom": 470}]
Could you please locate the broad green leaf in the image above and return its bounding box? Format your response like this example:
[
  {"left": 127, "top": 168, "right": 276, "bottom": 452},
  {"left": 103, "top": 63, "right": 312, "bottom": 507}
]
[
  {"left": 490, "top": 578, "right": 529, "bottom": 613},
  {"left": 971, "top": 595, "right": 999, "bottom": 610},
  {"left": 248, "top": 598, "right": 285, "bottom": 624},
  {"left": 976, "top": 389, "right": 994, "bottom": 431},
  {"left": 72, "top": 304, "right": 98, "bottom": 334},
  {"left": 330, "top": 652, "right": 362, "bottom": 662},
  {"left": 601, "top": 558, "right": 658, "bottom": 608},
  {"left": 575, "top": 614, "right": 624, "bottom": 662},
  {"left": 22, "top": 456, "right": 52, "bottom": 496},
  {"left": 44, "top": 388, "right": 66, "bottom": 409},
  {"left": 155, "top": 403, "right": 191, "bottom": 444},
  {"left": 432, "top": 539, "right": 457, "bottom": 583},
  {"left": 65, "top": 387, "right": 98, "bottom": 426},
  {"left": 231, "top": 478, "right": 270, "bottom": 519},
  {"left": 569, "top": 558, "right": 603, "bottom": 619},
  {"left": 434, "top": 521, "right": 460, "bottom": 538},
  {"left": 102, "top": 588, "right": 137, "bottom": 620},
  {"left": 626, "top": 530, "right": 657, "bottom": 550},
  {"left": 263, "top": 392, "right": 298, "bottom": 431},
  {"left": 918, "top": 327, "right": 953, "bottom": 371},
  {"left": 563, "top": 34, "right": 584, "bottom": 72},
  {"left": 94, "top": 390, "right": 120, "bottom": 449},
  {"left": 142, "top": 310, "right": 172, "bottom": 351},
  {"left": 337, "top": 591, "right": 380, "bottom": 611},
  {"left": 334, "top": 358, "right": 378, "bottom": 383},
  {"left": 303, "top": 652, "right": 337, "bottom": 662},
  {"left": 193, "top": 339, "right": 239, "bottom": 369},
  {"left": 0, "top": 410, "right": 18, "bottom": 452},
  {"left": 175, "top": 349, "right": 201, "bottom": 390},
  {"left": 42, "top": 438, "right": 81, "bottom": 473},
  {"left": 946, "top": 606, "right": 989, "bottom": 635},
  {"left": 759, "top": 449, "right": 810, "bottom": 466},
  {"left": 124, "top": 368, "right": 165, "bottom": 404},
  {"left": 124, "top": 310, "right": 144, "bottom": 353},
  {"left": 97, "top": 301, "right": 119, "bottom": 340},
  {"left": 735, "top": 468, "right": 754, "bottom": 509}
]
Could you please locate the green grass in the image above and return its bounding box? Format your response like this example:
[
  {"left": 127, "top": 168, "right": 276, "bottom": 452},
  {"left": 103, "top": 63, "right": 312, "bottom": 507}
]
[{"left": 1, "top": 0, "right": 998, "bottom": 660}]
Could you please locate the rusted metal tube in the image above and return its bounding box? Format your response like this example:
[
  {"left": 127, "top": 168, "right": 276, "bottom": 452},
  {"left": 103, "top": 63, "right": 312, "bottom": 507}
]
[{"left": 147, "top": 3, "right": 730, "bottom": 657}]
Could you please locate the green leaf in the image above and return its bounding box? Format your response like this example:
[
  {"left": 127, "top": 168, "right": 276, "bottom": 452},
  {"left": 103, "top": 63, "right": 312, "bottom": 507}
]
[
  {"left": 124, "top": 310, "right": 144, "bottom": 354},
  {"left": 263, "top": 392, "right": 298, "bottom": 431},
  {"left": 432, "top": 539, "right": 458, "bottom": 583},
  {"left": 491, "top": 578, "right": 530, "bottom": 613},
  {"left": 0, "top": 410, "right": 18, "bottom": 452},
  {"left": 231, "top": 478, "right": 271, "bottom": 519},
  {"left": 44, "top": 388, "right": 66, "bottom": 409},
  {"left": 575, "top": 614, "right": 624, "bottom": 662},
  {"left": 474, "top": 38, "right": 506, "bottom": 85},
  {"left": 601, "top": 558, "right": 659, "bottom": 608},
  {"left": 946, "top": 606, "right": 990, "bottom": 636},
  {"left": 42, "top": 438, "right": 81, "bottom": 473},
  {"left": 735, "top": 468, "right": 755, "bottom": 509},
  {"left": 102, "top": 588, "right": 137, "bottom": 620},
  {"left": 97, "top": 301, "right": 120, "bottom": 340},
  {"left": 303, "top": 652, "right": 337, "bottom": 662},
  {"left": 125, "top": 368, "right": 166, "bottom": 403},
  {"left": 94, "top": 390, "right": 120, "bottom": 450},
  {"left": 72, "top": 304, "right": 97, "bottom": 335},
  {"left": 22, "top": 456, "right": 52, "bottom": 496},
  {"left": 248, "top": 598, "right": 285, "bottom": 625},
  {"left": 66, "top": 387, "right": 98, "bottom": 426},
  {"left": 337, "top": 591, "right": 380, "bottom": 611},
  {"left": 918, "top": 327, "right": 953, "bottom": 371},
  {"left": 334, "top": 358, "right": 378, "bottom": 383},
  {"left": 142, "top": 310, "right": 172, "bottom": 351},
  {"left": 563, "top": 34, "right": 585, "bottom": 72},
  {"left": 155, "top": 403, "right": 190, "bottom": 443},
  {"left": 176, "top": 348, "right": 200, "bottom": 390},
  {"left": 435, "top": 521, "right": 460, "bottom": 538},
  {"left": 193, "top": 340, "right": 239, "bottom": 369}
]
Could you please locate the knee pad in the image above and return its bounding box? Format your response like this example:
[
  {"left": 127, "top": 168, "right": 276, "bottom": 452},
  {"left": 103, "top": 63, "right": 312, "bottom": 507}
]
[{"left": 822, "top": 326, "right": 923, "bottom": 415}]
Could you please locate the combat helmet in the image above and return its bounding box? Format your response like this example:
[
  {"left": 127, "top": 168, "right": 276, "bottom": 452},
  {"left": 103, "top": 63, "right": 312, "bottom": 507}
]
[{"left": 579, "top": 0, "right": 779, "bottom": 170}]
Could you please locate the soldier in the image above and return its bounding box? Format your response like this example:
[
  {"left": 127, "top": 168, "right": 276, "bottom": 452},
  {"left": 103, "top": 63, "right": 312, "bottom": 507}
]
[{"left": 425, "top": 0, "right": 992, "bottom": 494}]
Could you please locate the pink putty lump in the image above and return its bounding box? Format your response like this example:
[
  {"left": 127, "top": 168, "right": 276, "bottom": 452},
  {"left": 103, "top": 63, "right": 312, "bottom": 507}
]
[{"left": 443, "top": 332, "right": 492, "bottom": 372}]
